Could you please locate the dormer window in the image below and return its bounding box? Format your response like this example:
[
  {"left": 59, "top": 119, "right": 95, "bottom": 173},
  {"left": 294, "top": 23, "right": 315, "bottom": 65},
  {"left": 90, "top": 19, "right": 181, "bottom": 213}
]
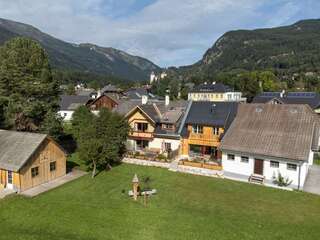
[
  {"left": 192, "top": 125, "right": 203, "bottom": 134},
  {"left": 162, "top": 124, "right": 174, "bottom": 130}
]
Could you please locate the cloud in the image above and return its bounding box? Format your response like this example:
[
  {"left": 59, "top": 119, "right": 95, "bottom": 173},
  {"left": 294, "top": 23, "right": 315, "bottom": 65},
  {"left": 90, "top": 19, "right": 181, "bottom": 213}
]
[{"left": 0, "top": 0, "right": 318, "bottom": 67}]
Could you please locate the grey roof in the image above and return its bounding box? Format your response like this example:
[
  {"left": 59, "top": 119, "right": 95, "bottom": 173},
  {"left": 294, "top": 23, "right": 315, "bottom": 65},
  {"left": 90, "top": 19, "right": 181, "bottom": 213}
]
[
  {"left": 101, "top": 84, "right": 119, "bottom": 93},
  {"left": 124, "top": 88, "right": 159, "bottom": 100},
  {"left": 185, "top": 101, "right": 238, "bottom": 126},
  {"left": 220, "top": 104, "right": 320, "bottom": 162},
  {"left": 252, "top": 92, "right": 320, "bottom": 109},
  {"left": 59, "top": 95, "right": 90, "bottom": 111},
  {"left": 76, "top": 89, "right": 97, "bottom": 96},
  {"left": 190, "top": 83, "right": 233, "bottom": 93},
  {"left": 139, "top": 104, "right": 161, "bottom": 122},
  {"left": 0, "top": 130, "right": 47, "bottom": 171}
]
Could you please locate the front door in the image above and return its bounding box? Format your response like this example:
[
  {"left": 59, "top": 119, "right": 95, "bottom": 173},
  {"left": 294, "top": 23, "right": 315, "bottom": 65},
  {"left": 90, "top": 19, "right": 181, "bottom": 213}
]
[
  {"left": 254, "top": 159, "right": 264, "bottom": 175},
  {"left": 7, "top": 171, "right": 13, "bottom": 189}
]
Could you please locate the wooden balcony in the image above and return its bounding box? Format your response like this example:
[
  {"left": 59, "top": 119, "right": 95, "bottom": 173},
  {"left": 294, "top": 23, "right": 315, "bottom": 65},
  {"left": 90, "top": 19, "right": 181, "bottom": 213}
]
[
  {"left": 188, "top": 131, "right": 220, "bottom": 142},
  {"left": 129, "top": 131, "right": 154, "bottom": 139}
]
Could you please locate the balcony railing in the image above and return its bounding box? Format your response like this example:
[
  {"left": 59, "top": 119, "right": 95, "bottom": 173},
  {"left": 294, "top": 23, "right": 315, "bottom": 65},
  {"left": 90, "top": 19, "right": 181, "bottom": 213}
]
[{"left": 129, "top": 130, "right": 154, "bottom": 139}]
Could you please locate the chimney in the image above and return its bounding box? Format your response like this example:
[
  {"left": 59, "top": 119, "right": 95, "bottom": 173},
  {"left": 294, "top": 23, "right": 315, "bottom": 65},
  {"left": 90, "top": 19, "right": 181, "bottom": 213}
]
[
  {"left": 280, "top": 90, "right": 285, "bottom": 98},
  {"left": 165, "top": 95, "right": 170, "bottom": 106},
  {"left": 97, "top": 90, "right": 102, "bottom": 98},
  {"left": 142, "top": 95, "right": 148, "bottom": 105}
]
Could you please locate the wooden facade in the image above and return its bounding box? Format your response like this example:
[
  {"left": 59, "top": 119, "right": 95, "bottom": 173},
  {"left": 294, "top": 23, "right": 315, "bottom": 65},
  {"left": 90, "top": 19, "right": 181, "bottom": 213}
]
[
  {"left": 88, "top": 95, "right": 118, "bottom": 111},
  {"left": 181, "top": 125, "right": 224, "bottom": 160},
  {"left": 0, "top": 137, "right": 66, "bottom": 192}
]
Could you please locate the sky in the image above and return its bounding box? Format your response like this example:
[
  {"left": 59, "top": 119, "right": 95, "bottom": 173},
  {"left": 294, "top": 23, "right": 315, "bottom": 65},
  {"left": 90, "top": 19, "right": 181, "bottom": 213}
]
[{"left": 0, "top": 0, "right": 319, "bottom": 67}]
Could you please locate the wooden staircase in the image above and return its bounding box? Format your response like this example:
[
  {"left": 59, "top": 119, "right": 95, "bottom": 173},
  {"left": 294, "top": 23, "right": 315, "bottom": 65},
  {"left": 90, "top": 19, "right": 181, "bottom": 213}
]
[{"left": 249, "top": 174, "right": 265, "bottom": 184}]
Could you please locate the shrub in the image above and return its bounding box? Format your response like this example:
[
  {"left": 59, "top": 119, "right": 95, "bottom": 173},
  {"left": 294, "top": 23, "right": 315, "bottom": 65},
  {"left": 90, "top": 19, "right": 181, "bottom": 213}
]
[{"left": 273, "top": 172, "right": 292, "bottom": 187}]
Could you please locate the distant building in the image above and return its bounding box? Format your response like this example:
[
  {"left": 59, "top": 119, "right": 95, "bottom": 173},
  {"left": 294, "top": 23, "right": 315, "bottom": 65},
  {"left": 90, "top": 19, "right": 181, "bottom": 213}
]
[
  {"left": 58, "top": 95, "right": 91, "bottom": 121},
  {"left": 150, "top": 71, "right": 168, "bottom": 84},
  {"left": 252, "top": 91, "right": 320, "bottom": 113},
  {"left": 188, "top": 82, "right": 246, "bottom": 102}
]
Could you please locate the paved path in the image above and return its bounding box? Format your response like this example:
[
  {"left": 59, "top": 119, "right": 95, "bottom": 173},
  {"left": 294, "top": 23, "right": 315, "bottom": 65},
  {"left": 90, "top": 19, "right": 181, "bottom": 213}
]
[
  {"left": 21, "top": 169, "right": 87, "bottom": 197},
  {"left": 304, "top": 165, "right": 320, "bottom": 195},
  {"left": 0, "top": 189, "right": 16, "bottom": 199}
]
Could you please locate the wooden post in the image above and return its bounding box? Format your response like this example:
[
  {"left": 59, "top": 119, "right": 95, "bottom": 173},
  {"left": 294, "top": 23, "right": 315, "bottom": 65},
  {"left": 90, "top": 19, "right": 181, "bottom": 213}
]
[{"left": 132, "top": 174, "right": 139, "bottom": 201}]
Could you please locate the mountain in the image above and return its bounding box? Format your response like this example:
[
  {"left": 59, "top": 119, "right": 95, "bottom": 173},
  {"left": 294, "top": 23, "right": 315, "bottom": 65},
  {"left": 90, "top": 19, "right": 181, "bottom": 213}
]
[
  {"left": 0, "top": 18, "right": 160, "bottom": 81},
  {"left": 176, "top": 19, "right": 320, "bottom": 79}
]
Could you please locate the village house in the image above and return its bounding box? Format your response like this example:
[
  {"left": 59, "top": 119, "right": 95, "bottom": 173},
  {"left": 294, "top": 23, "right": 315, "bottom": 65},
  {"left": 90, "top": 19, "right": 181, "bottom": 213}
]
[
  {"left": 58, "top": 95, "right": 91, "bottom": 121},
  {"left": 125, "top": 96, "right": 187, "bottom": 158},
  {"left": 188, "top": 82, "right": 246, "bottom": 102},
  {"left": 252, "top": 91, "right": 320, "bottom": 113},
  {"left": 0, "top": 130, "right": 66, "bottom": 192},
  {"left": 180, "top": 101, "right": 238, "bottom": 165},
  {"left": 220, "top": 104, "right": 320, "bottom": 189}
]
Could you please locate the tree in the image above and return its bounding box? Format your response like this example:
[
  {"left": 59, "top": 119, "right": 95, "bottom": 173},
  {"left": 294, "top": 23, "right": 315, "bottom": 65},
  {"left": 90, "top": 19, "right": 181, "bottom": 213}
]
[
  {"left": 71, "top": 107, "right": 129, "bottom": 178},
  {"left": 40, "top": 110, "right": 64, "bottom": 141},
  {"left": 0, "top": 37, "right": 60, "bottom": 130}
]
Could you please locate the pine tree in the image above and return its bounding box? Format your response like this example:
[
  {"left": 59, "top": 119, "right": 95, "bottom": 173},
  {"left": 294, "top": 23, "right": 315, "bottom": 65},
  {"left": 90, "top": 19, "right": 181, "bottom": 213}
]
[{"left": 0, "top": 37, "right": 60, "bottom": 130}]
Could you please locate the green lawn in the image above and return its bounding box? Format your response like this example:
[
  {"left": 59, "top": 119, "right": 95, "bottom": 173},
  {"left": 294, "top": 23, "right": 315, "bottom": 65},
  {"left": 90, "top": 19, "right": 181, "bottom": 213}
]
[{"left": 1, "top": 164, "right": 320, "bottom": 240}]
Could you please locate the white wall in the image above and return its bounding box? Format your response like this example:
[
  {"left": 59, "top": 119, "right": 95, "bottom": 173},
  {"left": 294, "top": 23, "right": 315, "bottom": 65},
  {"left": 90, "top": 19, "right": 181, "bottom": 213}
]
[
  {"left": 149, "top": 138, "right": 180, "bottom": 153},
  {"left": 58, "top": 110, "right": 74, "bottom": 121},
  {"left": 222, "top": 151, "right": 311, "bottom": 188}
]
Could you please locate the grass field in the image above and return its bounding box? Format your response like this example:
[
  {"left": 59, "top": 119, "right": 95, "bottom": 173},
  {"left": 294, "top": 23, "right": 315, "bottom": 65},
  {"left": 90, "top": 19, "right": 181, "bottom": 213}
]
[{"left": 0, "top": 164, "right": 320, "bottom": 240}]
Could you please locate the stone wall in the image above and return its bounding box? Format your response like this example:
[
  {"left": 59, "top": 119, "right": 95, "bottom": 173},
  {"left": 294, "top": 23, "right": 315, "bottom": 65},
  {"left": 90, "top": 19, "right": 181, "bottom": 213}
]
[{"left": 122, "top": 158, "right": 170, "bottom": 169}]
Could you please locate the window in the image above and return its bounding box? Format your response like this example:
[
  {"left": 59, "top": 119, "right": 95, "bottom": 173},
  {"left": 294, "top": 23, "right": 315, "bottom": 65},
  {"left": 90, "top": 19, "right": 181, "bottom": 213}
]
[
  {"left": 165, "top": 142, "right": 172, "bottom": 152},
  {"left": 31, "top": 167, "right": 39, "bottom": 178},
  {"left": 135, "top": 122, "right": 148, "bottom": 132},
  {"left": 162, "top": 124, "right": 174, "bottom": 130},
  {"left": 241, "top": 156, "right": 249, "bottom": 163},
  {"left": 287, "top": 163, "right": 297, "bottom": 171},
  {"left": 136, "top": 140, "right": 149, "bottom": 149},
  {"left": 270, "top": 161, "right": 279, "bottom": 168},
  {"left": 50, "top": 162, "right": 56, "bottom": 172},
  {"left": 192, "top": 125, "right": 203, "bottom": 134},
  {"left": 227, "top": 154, "right": 235, "bottom": 161},
  {"left": 213, "top": 127, "right": 219, "bottom": 135},
  {"left": 7, "top": 171, "right": 13, "bottom": 184}
]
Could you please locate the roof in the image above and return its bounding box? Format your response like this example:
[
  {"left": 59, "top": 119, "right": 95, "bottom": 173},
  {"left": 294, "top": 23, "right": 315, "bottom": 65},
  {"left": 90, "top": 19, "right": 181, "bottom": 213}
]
[
  {"left": 252, "top": 92, "right": 320, "bottom": 109},
  {"left": 101, "top": 84, "right": 119, "bottom": 93},
  {"left": 59, "top": 95, "right": 90, "bottom": 111},
  {"left": 190, "top": 83, "right": 233, "bottom": 93},
  {"left": 124, "top": 88, "right": 159, "bottom": 100},
  {"left": 220, "top": 104, "right": 320, "bottom": 162},
  {"left": 185, "top": 101, "right": 238, "bottom": 127},
  {"left": 0, "top": 130, "right": 47, "bottom": 171}
]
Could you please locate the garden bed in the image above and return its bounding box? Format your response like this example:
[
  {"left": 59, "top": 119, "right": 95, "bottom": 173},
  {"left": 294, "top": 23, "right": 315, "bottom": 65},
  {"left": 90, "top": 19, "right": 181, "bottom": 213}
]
[{"left": 179, "top": 160, "right": 223, "bottom": 171}]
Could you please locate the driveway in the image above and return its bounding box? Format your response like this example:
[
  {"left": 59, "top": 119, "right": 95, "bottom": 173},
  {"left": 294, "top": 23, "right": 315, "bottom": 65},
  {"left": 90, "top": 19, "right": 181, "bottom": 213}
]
[{"left": 304, "top": 165, "right": 320, "bottom": 195}]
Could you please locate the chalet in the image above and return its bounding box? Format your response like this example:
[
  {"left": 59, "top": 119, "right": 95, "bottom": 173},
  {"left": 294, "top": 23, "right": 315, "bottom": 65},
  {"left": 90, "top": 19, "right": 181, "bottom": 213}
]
[
  {"left": 0, "top": 130, "right": 66, "bottom": 192},
  {"left": 87, "top": 94, "right": 119, "bottom": 112},
  {"left": 220, "top": 104, "right": 320, "bottom": 189},
  {"left": 252, "top": 91, "right": 320, "bottom": 113},
  {"left": 58, "top": 95, "right": 91, "bottom": 121},
  {"left": 180, "top": 101, "right": 238, "bottom": 165},
  {"left": 125, "top": 97, "right": 187, "bottom": 156},
  {"left": 188, "top": 82, "right": 246, "bottom": 102}
]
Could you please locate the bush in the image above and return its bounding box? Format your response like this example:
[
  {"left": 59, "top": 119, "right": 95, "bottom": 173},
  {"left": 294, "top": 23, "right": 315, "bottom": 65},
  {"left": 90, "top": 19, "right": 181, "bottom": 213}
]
[{"left": 273, "top": 172, "right": 292, "bottom": 187}]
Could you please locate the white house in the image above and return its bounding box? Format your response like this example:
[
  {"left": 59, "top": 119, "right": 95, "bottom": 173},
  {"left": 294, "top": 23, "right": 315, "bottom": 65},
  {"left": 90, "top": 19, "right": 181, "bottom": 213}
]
[
  {"left": 220, "top": 104, "right": 319, "bottom": 190},
  {"left": 58, "top": 95, "right": 91, "bottom": 121},
  {"left": 188, "top": 82, "right": 246, "bottom": 102}
]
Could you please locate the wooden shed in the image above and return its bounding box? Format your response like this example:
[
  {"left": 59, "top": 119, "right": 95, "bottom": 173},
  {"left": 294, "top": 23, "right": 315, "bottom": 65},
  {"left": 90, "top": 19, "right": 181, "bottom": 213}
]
[{"left": 0, "top": 130, "right": 66, "bottom": 192}]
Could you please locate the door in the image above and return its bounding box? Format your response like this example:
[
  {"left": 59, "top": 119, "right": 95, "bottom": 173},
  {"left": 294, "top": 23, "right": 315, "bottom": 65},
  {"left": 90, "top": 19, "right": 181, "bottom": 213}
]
[
  {"left": 254, "top": 159, "right": 264, "bottom": 175},
  {"left": 7, "top": 171, "right": 13, "bottom": 189}
]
